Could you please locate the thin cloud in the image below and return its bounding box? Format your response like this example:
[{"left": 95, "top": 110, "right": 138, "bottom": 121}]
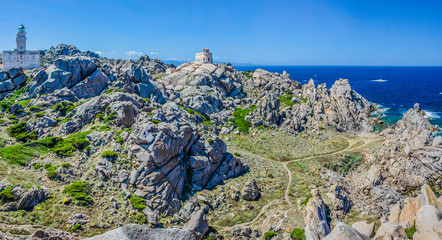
[
  {"left": 94, "top": 51, "right": 103, "bottom": 55},
  {"left": 125, "top": 51, "right": 143, "bottom": 57},
  {"left": 166, "top": 57, "right": 178, "bottom": 61},
  {"left": 149, "top": 52, "right": 159, "bottom": 55}
]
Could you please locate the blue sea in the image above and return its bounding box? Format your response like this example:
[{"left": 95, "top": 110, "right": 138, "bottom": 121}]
[{"left": 234, "top": 66, "right": 442, "bottom": 128}]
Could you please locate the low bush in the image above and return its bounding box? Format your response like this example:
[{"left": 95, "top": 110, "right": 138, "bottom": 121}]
[
  {"left": 300, "top": 193, "right": 312, "bottom": 206},
  {"left": 279, "top": 92, "right": 296, "bottom": 107},
  {"left": 44, "top": 164, "right": 59, "bottom": 179},
  {"left": 51, "top": 101, "right": 76, "bottom": 116},
  {"left": 405, "top": 222, "right": 416, "bottom": 239},
  {"left": 129, "top": 195, "right": 147, "bottom": 210},
  {"left": 291, "top": 228, "right": 306, "bottom": 240},
  {"left": 29, "top": 106, "right": 41, "bottom": 111},
  {"left": 91, "top": 125, "right": 111, "bottom": 131},
  {"left": 264, "top": 231, "right": 277, "bottom": 240},
  {"left": 34, "top": 163, "right": 43, "bottom": 169},
  {"left": 102, "top": 111, "right": 116, "bottom": 123},
  {"left": 234, "top": 152, "right": 241, "bottom": 157},
  {"left": 101, "top": 150, "right": 117, "bottom": 159},
  {"left": 35, "top": 112, "right": 46, "bottom": 118},
  {"left": 323, "top": 155, "right": 362, "bottom": 174},
  {"left": 231, "top": 106, "right": 256, "bottom": 134},
  {"left": 0, "top": 185, "right": 14, "bottom": 200},
  {"left": 70, "top": 223, "right": 82, "bottom": 232},
  {"left": 7, "top": 122, "right": 36, "bottom": 142},
  {"left": 151, "top": 119, "right": 161, "bottom": 124},
  {"left": 64, "top": 181, "right": 92, "bottom": 205}
]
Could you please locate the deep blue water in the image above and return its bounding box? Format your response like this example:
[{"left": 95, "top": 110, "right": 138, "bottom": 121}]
[{"left": 234, "top": 66, "right": 442, "bottom": 127}]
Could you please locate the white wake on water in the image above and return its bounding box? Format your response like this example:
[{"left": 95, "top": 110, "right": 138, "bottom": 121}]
[
  {"left": 371, "top": 79, "right": 388, "bottom": 82},
  {"left": 424, "top": 110, "right": 441, "bottom": 119}
]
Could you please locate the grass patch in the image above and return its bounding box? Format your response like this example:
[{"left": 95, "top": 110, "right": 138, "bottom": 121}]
[
  {"left": 51, "top": 101, "right": 76, "bottom": 116},
  {"left": 129, "top": 195, "right": 147, "bottom": 210},
  {"left": 101, "top": 150, "right": 117, "bottom": 159},
  {"left": 323, "top": 155, "right": 362, "bottom": 175},
  {"left": 64, "top": 181, "right": 92, "bottom": 205},
  {"left": 91, "top": 125, "right": 111, "bottom": 132},
  {"left": 291, "top": 228, "right": 305, "bottom": 240},
  {"left": 6, "top": 122, "right": 36, "bottom": 142},
  {"left": 230, "top": 106, "right": 256, "bottom": 134},
  {"left": 29, "top": 106, "right": 41, "bottom": 112},
  {"left": 0, "top": 185, "right": 15, "bottom": 200},
  {"left": 102, "top": 111, "right": 116, "bottom": 123},
  {"left": 405, "top": 222, "right": 416, "bottom": 239},
  {"left": 279, "top": 91, "right": 296, "bottom": 107},
  {"left": 264, "top": 231, "right": 277, "bottom": 240},
  {"left": 300, "top": 193, "right": 312, "bottom": 206},
  {"left": 0, "top": 137, "right": 63, "bottom": 165}
]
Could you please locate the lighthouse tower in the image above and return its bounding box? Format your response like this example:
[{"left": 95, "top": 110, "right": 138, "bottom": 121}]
[
  {"left": 195, "top": 48, "right": 213, "bottom": 64},
  {"left": 16, "top": 25, "right": 27, "bottom": 53}
]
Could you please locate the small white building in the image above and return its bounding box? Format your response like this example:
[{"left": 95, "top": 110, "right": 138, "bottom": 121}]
[
  {"left": 2, "top": 25, "right": 40, "bottom": 70},
  {"left": 195, "top": 48, "right": 213, "bottom": 64}
]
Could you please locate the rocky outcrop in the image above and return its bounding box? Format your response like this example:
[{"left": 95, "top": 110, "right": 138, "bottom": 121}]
[
  {"left": 0, "top": 67, "right": 27, "bottom": 100},
  {"left": 59, "top": 92, "right": 144, "bottom": 134},
  {"left": 0, "top": 185, "right": 50, "bottom": 211},
  {"left": 135, "top": 55, "right": 173, "bottom": 74},
  {"left": 323, "top": 222, "right": 370, "bottom": 240},
  {"left": 327, "top": 184, "right": 351, "bottom": 219},
  {"left": 40, "top": 43, "right": 100, "bottom": 66},
  {"left": 240, "top": 179, "right": 261, "bottom": 201},
  {"left": 303, "top": 189, "right": 331, "bottom": 240},
  {"left": 183, "top": 210, "right": 209, "bottom": 240},
  {"left": 126, "top": 118, "right": 247, "bottom": 215},
  {"left": 84, "top": 224, "right": 196, "bottom": 240},
  {"left": 28, "top": 228, "right": 78, "bottom": 240},
  {"left": 351, "top": 221, "right": 374, "bottom": 238}
]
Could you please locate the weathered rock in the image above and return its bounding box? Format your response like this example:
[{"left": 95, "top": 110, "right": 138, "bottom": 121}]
[
  {"left": 373, "top": 222, "right": 406, "bottom": 239},
  {"left": 414, "top": 205, "right": 441, "bottom": 239},
  {"left": 323, "top": 222, "right": 370, "bottom": 240},
  {"left": 84, "top": 224, "right": 196, "bottom": 240},
  {"left": 304, "top": 189, "right": 331, "bottom": 240},
  {"left": 240, "top": 179, "right": 261, "bottom": 201},
  {"left": 351, "top": 221, "right": 374, "bottom": 238},
  {"left": 327, "top": 184, "right": 351, "bottom": 219},
  {"left": 183, "top": 210, "right": 209, "bottom": 240}
]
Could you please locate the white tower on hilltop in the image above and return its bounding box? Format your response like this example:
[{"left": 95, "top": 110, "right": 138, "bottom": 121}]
[
  {"left": 16, "top": 25, "right": 27, "bottom": 53},
  {"left": 195, "top": 48, "right": 213, "bottom": 64}
]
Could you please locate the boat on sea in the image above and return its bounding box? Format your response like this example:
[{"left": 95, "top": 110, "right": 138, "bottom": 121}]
[{"left": 372, "top": 79, "right": 388, "bottom": 82}]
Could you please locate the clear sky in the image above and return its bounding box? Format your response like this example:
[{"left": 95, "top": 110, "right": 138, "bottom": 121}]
[{"left": 0, "top": 0, "right": 441, "bottom": 66}]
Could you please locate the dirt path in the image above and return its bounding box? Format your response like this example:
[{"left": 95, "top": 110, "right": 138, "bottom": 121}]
[{"left": 218, "top": 135, "right": 383, "bottom": 233}]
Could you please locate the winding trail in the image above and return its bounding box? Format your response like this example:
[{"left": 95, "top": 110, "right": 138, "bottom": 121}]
[{"left": 218, "top": 135, "right": 383, "bottom": 233}]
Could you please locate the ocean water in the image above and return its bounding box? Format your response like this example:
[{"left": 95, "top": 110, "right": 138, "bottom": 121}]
[{"left": 234, "top": 66, "right": 442, "bottom": 128}]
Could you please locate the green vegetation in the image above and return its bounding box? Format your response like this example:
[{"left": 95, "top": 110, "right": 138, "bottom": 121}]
[
  {"left": 264, "top": 231, "right": 277, "bottom": 240},
  {"left": 129, "top": 195, "right": 147, "bottom": 210},
  {"left": 300, "top": 193, "right": 312, "bottom": 206},
  {"left": 64, "top": 181, "right": 93, "bottom": 205},
  {"left": 8, "top": 114, "right": 17, "bottom": 120},
  {"left": 234, "top": 152, "right": 242, "bottom": 157},
  {"left": 52, "top": 131, "right": 92, "bottom": 156},
  {"left": 71, "top": 223, "right": 82, "bottom": 232},
  {"left": 35, "top": 112, "right": 46, "bottom": 118},
  {"left": 29, "top": 105, "right": 41, "bottom": 111},
  {"left": 101, "top": 150, "right": 117, "bottom": 159},
  {"left": 91, "top": 125, "right": 111, "bottom": 131},
  {"left": 151, "top": 119, "right": 161, "bottom": 124},
  {"left": 230, "top": 106, "right": 256, "bottom": 134},
  {"left": 34, "top": 163, "right": 43, "bottom": 170},
  {"left": 102, "top": 111, "right": 116, "bottom": 123},
  {"left": 323, "top": 155, "right": 362, "bottom": 174},
  {"left": 0, "top": 86, "right": 27, "bottom": 112},
  {"left": 0, "top": 131, "right": 91, "bottom": 166},
  {"left": 61, "top": 163, "right": 71, "bottom": 168},
  {"left": 143, "top": 98, "right": 151, "bottom": 103},
  {"left": 207, "top": 138, "right": 215, "bottom": 143},
  {"left": 301, "top": 98, "right": 308, "bottom": 103},
  {"left": 153, "top": 73, "right": 168, "bottom": 80},
  {"left": 51, "top": 101, "right": 76, "bottom": 116},
  {"left": 242, "top": 70, "right": 253, "bottom": 79},
  {"left": 291, "top": 228, "right": 306, "bottom": 240},
  {"left": 116, "top": 128, "right": 131, "bottom": 144},
  {"left": 0, "top": 137, "right": 62, "bottom": 165},
  {"left": 405, "top": 222, "right": 416, "bottom": 239},
  {"left": 19, "top": 99, "right": 32, "bottom": 108},
  {"left": 132, "top": 213, "right": 147, "bottom": 224},
  {"left": 279, "top": 91, "right": 296, "bottom": 107},
  {"left": 7, "top": 122, "right": 37, "bottom": 142},
  {"left": 43, "top": 163, "right": 59, "bottom": 179},
  {"left": 106, "top": 88, "right": 118, "bottom": 94},
  {"left": 60, "top": 117, "right": 72, "bottom": 123},
  {"left": 0, "top": 185, "right": 14, "bottom": 200}
]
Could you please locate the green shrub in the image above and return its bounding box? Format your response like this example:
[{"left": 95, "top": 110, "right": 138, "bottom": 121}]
[
  {"left": 0, "top": 185, "right": 14, "bottom": 200},
  {"left": 0, "top": 137, "right": 63, "bottom": 165},
  {"left": 70, "top": 223, "right": 82, "bottom": 232},
  {"left": 35, "top": 112, "right": 46, "bottom": 118},
  {"left": 143, "top": 98, "right": 151, "bottom": 103},
  {"left": 91, "top": 125, "right": 111, "bottom": 131},
  {"left": 405, "top": 222, "right": 416, "bottom": 239},
  {"left": 132, "top": 213, "right": 147, "bottom": 224},
  {"left": 300, "top": 194, "right": 312, "bottom": 206},
  {"left": 51, "top": 101, "right": 76, "bottom": 116},
  {"left": 101, "top": 150, "right": 117, "bottom": 159},
  {"left": 61, "top": 163, "right": 71, "bottom": 168},
  {"left": 264, "top": 231, "right": 277, "bottom": 240},
  {"left": 129, "top": 195, "right": 147, "bottom": 210},
  {"left": 102, "top": 111, "right": 116, "bottom": 123},
  {"left": 52, "top": 131, "right": 92, "bottom": 156},
  {"left": 116, "top": 128, "right": 131, "bottom": 144},
  {"left": 29, "top": 106, "right": 41, "bottom": 111},
  {"left": 234, "top": 152, "right": 241, "bottom": 157},
  {"left": 257, "top": 125, "right": 265, "bottom": 130},
  {"left": 279, "top": 92, "right": 296, "bottom": 107},
  {"left": 95, "top": 113, "right": 104, "bottom": 121},
  {"left": 291, "top": 228, "right": 306, "bottom": 240},
  {"left": 231, "top": 106, "right": 256, "bottom": 134},
  {"left": 60, "top": 117, "right": 72, "bottom": 123},
  {"left": 151, "top": 119, "right": 161, "bottom": 124},
  {"left": 323, "top": 155, "right": 362, "bottom": 174},
  {"left": 8, "top": 114, "right": 17, "bottom": 120},
  {"left": 44, "top": 164, "right": 59, "bottom": 179},
  {"left": 207, "top": 138, "right": 214, "bottom": 143},
  {"left": 64, "top": 181, "right": 92, "bottom": 205},
  {"left": 34, "top": 163, "right": 43, "bottom": 169},
  {"left": 319, "top": 126, "right": 324, "bottom": 131},
  {"left": 301, "top": 98, "right": 308, "bottom": 103},
  {"left": 203, "top": 120, "right": 213, "bottom": 126},
  {"left": 6, "top": 122, "right": 37, "bottom": 142},
  {"left": 106, "top": 88, "right": 118, "bottom": 94}
]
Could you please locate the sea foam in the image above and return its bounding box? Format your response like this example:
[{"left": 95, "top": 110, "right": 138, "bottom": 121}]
[
  {"left": 371, "top": 79, "right": 388, "bottom": 82},
  {"left": 424, "top": 110, "right": 441, "bottom": 119}
]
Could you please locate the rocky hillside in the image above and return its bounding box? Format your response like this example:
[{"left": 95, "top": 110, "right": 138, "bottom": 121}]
[{"left": 0, "top": 47, "right": 440, "bottom": 240}]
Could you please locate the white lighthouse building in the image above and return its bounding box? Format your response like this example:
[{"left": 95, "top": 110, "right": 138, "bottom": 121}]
[
  {"left": 2, "top": 25, "right": 40, "bottom": 70},
  {"left": 195, "top": 48, "right": 213, "bottom": 64}
]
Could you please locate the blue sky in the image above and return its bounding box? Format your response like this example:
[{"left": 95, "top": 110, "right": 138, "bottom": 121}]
[{"left": 0, "top": 0, "right": 441, "bottom": 66}]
